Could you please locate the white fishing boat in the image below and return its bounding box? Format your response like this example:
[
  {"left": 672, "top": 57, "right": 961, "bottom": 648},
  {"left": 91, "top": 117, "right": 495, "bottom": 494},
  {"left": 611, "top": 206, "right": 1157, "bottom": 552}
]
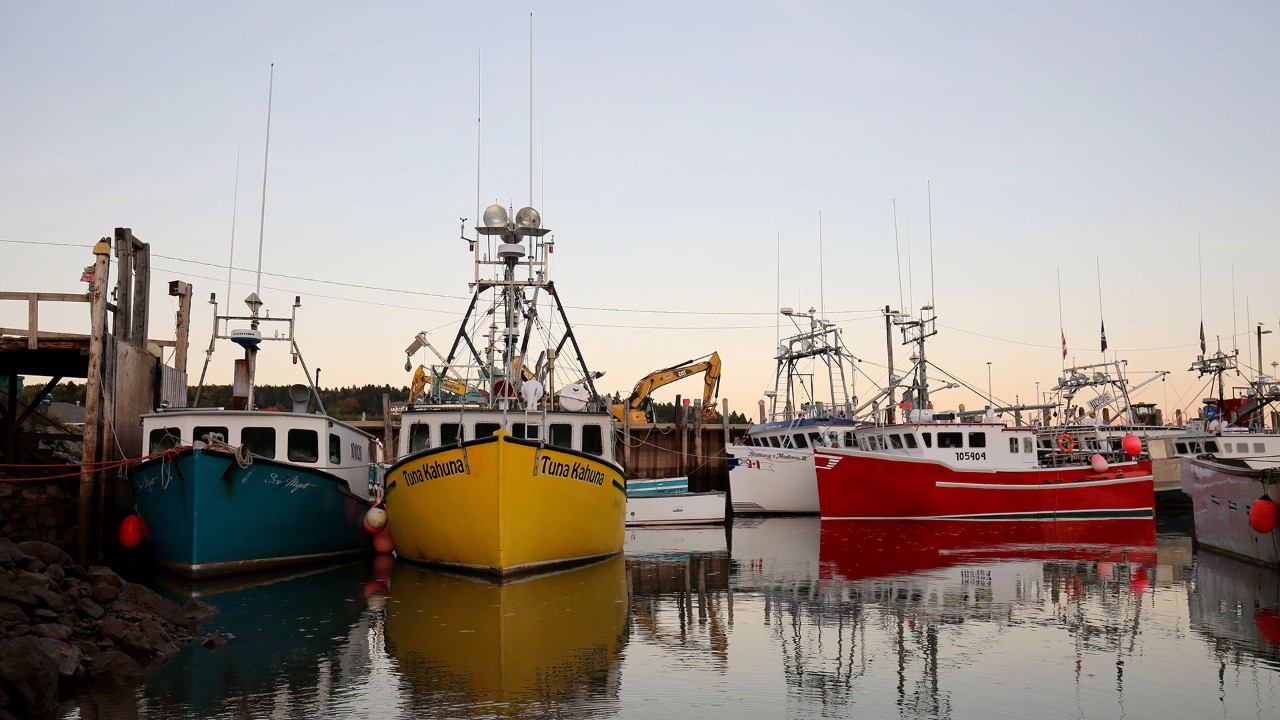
[
  {"left": 383, "top": 203, "right": 625, "bottom": 576},
  {"left": 625, "top": 476, "right": 725, "bottom": 526},
  {"left": 726, "top": 307, "right": 868, "bottom": 514}
]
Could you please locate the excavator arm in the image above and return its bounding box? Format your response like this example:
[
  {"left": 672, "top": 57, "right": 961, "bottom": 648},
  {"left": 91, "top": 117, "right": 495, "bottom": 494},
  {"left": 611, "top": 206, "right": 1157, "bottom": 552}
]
[{"left": 612, "top": 352, "right": 722, "bottom": 424}]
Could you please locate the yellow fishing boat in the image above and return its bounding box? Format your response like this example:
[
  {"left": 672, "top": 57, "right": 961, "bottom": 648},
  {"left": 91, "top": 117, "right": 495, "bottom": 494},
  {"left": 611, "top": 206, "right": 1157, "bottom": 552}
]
[
  {"left": 385, "top": 555, "right": 628, "bottom": 711},
  {"left": 384, "top": 203, "right": 626, "bottom": 575}
]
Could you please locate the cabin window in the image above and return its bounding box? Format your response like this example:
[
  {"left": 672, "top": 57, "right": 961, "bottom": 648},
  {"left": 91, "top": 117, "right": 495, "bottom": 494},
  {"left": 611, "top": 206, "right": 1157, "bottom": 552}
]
[
  {"left": 1205, "top": 441, "right": 1219, "bottom": 453},
  {"left": 328, "top": 434, "right": 341, "bottom": 464},
  {"left": 242, "top": 427, "right": 276, "bottom": 459},
  {"left": 969, "top": 432, "right": 986, "bottom": 448},
  {"left": 549, "top": 423, "right": 573, "bottom": 448},
  {"left": 843, "top": 432, "right": 856, "bottom": 447},
  {"left": 440, "top": 423, "right": 462, "bottom": 446},
  {"left": 148, "top": 427, "right": 182, "bottom": 453},
  {"left": 903, "top": 434, "right": 918, "bottom": 449},
  {"left": 287, "top": 429, "right": 319, "bottom": 463},
  {"left": 475, "top": 422, "right": 501, "bottom": 439},
  {"left": 768, "top": 436, "right": 781, "bottom": 448},
  {"left": 512, "top": 423, "right": 539, "bottom": 440},
  {"left": 1010, "top": 438, "right": 1019, "bottom": 453},
  {"left": 194, "top": 426, "right": 229, "bottom": 445},
  {"left": 889, "top": 434, "right": 904, "bottom": 449},
  {"left": 1174, "top": 442, "right": 1188, "bottom": 454},
  {"left": 922, "top": 432, "right": 933, "bottom": 448},
  {"left": 583, "top": 425, "right": 605, "bottom": 456},
  {"left": 877, "top": 435, "right": 888, "bottom": 451},
  {"left": 793, "top": 434, "right": 809, "bottom": 449},
  {"left": 808, "top": 432, "right": 823, "bottom": 447},
  {"left": 1254, "top": 443, "right": 1266, "bottom": 453},
  {"left": 1024, "top": 437, "right": 1033, "bottom": 453},
  {"left": 1237, "top": 442, "right": 1249, "bottom": 453},
  {"left": 408, "top": 424, "right": 430, "bottom": 452},
  {"left": 938, "top": 432, "right": 963, "bottom": 449}
]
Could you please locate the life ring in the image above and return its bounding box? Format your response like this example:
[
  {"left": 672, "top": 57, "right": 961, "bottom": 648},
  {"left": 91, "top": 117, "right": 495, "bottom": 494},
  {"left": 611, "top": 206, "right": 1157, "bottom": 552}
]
[{"left": 1057, "top": 433, "right": 1074, "bottom": 453}]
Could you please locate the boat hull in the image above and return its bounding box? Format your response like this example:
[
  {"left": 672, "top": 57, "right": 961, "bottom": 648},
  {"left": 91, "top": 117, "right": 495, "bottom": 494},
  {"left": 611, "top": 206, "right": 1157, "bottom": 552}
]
[
  {"left": 384, "top": 431, "right": 626, "bottom": 575},
  {"left": 129, "top": 448, "right": 373, "bottom": 577},
  {"left": 726, "top": 444, "right": 817, "bottom": 514},
  {"left": 815, "top": 450, "right": 1154, "bottom": 520},
  {"left": 626, "top": 491, "right": 726, "bottom": 526},
  {"left": 1182, "top": 457, "right": 1280, "bottom": 568}
]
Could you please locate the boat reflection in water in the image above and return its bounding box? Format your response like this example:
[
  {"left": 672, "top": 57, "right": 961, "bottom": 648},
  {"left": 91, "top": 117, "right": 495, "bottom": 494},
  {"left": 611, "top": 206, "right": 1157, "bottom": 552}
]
[
  {"left": 626, "top": 526, "right": 731, "bottom": 668},
  {"left": 1188, "top": 549, "right": 1280, "bottom": 664},
  {"left": 385, "top": 554, "right": 628, "bottom": 718},
  {"left": 67, "top": 561, "right": 378, "bottom": 719}
]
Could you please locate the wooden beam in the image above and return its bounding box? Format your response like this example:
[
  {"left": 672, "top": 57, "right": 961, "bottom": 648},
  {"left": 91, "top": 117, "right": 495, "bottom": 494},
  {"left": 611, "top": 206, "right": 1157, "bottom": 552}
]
[
  {"left": 113, "top": 228, "right": 132, "bottom": 344},
  {"left": 80, "top": 239, "right": 111, "bottom": 565},
  {"left": 27, "top": 294, "right": 37, "bottom": 349},
  {"left": 0, "top": 292, "right": 90, "bottom": 302},
  {"left": 129, "top": 234, "right": 149, "bottom": 348}
]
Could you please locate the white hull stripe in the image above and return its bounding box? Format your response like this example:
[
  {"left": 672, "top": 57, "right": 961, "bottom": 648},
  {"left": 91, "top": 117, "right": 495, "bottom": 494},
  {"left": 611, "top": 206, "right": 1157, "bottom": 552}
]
[
  {"left": 933, "top": 474, "right": 1153, "bottom": 491},
  {"left": 821, "top": 507, "right": 1154, "bottom": 521}
]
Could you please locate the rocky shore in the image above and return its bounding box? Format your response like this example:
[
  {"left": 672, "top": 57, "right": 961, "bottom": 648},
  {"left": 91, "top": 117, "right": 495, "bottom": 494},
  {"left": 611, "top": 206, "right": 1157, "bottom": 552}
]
[{"left": 0, "top": 538, "right": 219, "bottom": 720}]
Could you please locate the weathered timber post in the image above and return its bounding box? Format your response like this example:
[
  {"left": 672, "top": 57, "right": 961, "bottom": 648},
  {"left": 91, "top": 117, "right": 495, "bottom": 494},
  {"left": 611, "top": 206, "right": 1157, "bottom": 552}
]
[
  {"left": 169, "top": 280, "right": 192, "bottom": 373},
  {"left": 382, "top": 393, "right": 394, "bottom": 459},
  {"left": 675, "top": 393, "right": 685, "bottom": 477},
  {"left": 79, "top": 238, "right": 112, "bottom": 565},
  {"left": 693, "top": 402, "right": 703, "bottom": 487},
  {"left": 622, "top": 404, "right": 631, "bottom": 473}
]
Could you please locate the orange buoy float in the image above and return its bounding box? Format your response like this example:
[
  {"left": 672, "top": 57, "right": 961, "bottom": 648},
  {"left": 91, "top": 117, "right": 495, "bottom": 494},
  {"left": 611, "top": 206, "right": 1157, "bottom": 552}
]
[
  {"left": 373, "top": 526, "right": 394, "bottom": 554},
  {"left": 118, "top": 515, "right": 144, "bottom": 549},
  {"left": 1057, "top": 433, "right": 1074, "bottom": 453},
  {"left": 1249, "top": 494, "right": 1278, "bottom": 534}
]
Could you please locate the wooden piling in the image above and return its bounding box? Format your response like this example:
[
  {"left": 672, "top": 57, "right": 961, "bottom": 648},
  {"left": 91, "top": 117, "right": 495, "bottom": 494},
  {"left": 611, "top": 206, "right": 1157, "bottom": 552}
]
[{"left": 79, "top": 239, "right": 111, "bottom": 565}]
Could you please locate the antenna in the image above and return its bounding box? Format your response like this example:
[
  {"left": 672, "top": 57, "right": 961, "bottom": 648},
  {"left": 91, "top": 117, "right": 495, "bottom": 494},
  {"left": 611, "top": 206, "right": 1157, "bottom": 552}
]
[
  {"left": 906, "top": 219, "right": 914, "bottom": 314},
  {"left": 775, "top": 231, "right": 780, "bottom": 362},
  {"left": 476, "top": 50, "right": 482, "bottom": 236},
  {"left": 1231, "top": 259, "right": 1238, "bottom": 352},
  {"left": 1057, "top": 267, "right": 1066, "bottom": 373},
  {"left": 529, "top": 12, "right": 534, "bottom": 207},
  {"left": 254, "top": 64, "right": 274, "bottom": 303},
  {"left": 892, "top": 199, "right": 904, "bottom": 314},
  {"left": 225, "top": 148, "right": 240, "bottom": 310},
  {"left": 1096, "top": 256, "right": 1107, "bottom": 358},
  {"left": 927, "top": 180, "right": 936, "bottom": 308},
  {"left": 818, "top": 211, "right": 825, "bottom": 321}
]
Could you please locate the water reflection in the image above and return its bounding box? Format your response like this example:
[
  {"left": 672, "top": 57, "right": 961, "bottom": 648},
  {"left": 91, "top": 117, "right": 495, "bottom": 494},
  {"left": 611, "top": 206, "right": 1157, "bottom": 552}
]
[
  {"left": 1188, "top": 549, "right": 1280, "bottom": 665},
  {"left": 384, "top": 555, "right": 628, "bottom": 719},
  {"left": 625, "top": 527, "right": 731, "bottom": 669}
]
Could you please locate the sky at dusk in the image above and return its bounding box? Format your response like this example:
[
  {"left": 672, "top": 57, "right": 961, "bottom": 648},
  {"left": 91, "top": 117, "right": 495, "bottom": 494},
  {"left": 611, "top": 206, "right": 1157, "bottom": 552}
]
[{"left": 3, "top": 1, "right": 1278, "bottom": 422}]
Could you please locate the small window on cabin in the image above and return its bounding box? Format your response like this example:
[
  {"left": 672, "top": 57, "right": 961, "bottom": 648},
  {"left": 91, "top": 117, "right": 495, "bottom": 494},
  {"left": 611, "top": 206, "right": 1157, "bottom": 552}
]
[
  {"left": 287, "top": 429, "right": 319, "bottom": 463},
  {"left": 922, "top": 432, "right": 933, "bottom": 448},
  {"left": 148, "top": 427, "right": 182, "bottom": 453},
  {"left": 889, "top": 434, "right": 904, "bottom": 449},
  {"left": 1254, "top": 443, "right": 1266, "bottom": 453},
  {"left": 475, "top": 422, "right": 501, "bottom": 439},
  {"left": 904, "top": 433, "right": 918, "bottom": 449},
  {"left": 1010, "top": 438, "right": 1019, "bottom": 453},
  {"left": 877, "top": 435, "right": 888, "bottom": 451},
  {"left": 793, "top": 434, "right": 809, "bottom": 449},
  {"left": 549, "top": 423, "right": 573, "bottom": 448},
  {"left": 768, "top": 436, "right": 781, "bottom": 448},
  {"left": 408, "top": 424, "right": 431, "bottom": 452},
  {"left": 194, "top": 426, "right": 229, "bottom": 446},
  {"left": 440, "top": 424, "right": 461, "bottom": 446},
  {"left": 938, "top": 432, "right": 963, "bottom": 449},
  {"left": 512, "top": 423, "right": 539, "bottom": 440},
  {"left": 329, "top": 434, "right": 341, "bottom": 464},
  {"left": 843, "top": 432, "right": 856, "bottom": 447},
  {"left": 1190, "top": 442, "right": 1203, "bottom": 453},
  {"left": 969, "top": 432, "right": 986, "bottom": 448},
  {"left": 583, "top": 425, "right": 604, "bottom": 456},
  {"left": 1174, "top": 442, "right": 1188, "bottom": 454},
  {"left": 1205, "top": 441, "right": 1219, "bottom": 453},
  {"left": 808, "top": 432, "right": 823, "bottom": 447},
  {"left": 242, "top": 427, "right": 276, "bottom": 459},
  {"left": 1237, "top": 442, "right": 1248, "bottom": 453},
  {"left": 1024, "top": 437, "right": 1034, "bottom": 453}
]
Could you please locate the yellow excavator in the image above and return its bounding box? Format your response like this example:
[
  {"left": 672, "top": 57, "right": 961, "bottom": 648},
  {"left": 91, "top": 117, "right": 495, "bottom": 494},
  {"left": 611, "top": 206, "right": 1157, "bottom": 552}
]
[{"left": 611, "top": 352, "right": 722, "bottom": 425}]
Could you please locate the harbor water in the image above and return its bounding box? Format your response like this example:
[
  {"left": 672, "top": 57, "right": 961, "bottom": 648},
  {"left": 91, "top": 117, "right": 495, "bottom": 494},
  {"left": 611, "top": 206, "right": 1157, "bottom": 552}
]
[{"left": 61, "top": 514, "right": 1279, "bottom": 719}]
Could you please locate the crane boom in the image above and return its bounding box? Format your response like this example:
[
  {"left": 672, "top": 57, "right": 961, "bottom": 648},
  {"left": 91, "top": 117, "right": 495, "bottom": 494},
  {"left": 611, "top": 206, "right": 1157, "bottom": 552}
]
[{"left": 611, "top": 352, "right": 722, "bottom": 424}]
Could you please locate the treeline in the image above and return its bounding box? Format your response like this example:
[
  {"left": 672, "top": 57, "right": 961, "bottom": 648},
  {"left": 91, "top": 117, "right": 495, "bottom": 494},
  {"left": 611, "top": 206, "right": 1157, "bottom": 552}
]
[{"left": 12, "top": 382, "right": 753, "bottom": 424}]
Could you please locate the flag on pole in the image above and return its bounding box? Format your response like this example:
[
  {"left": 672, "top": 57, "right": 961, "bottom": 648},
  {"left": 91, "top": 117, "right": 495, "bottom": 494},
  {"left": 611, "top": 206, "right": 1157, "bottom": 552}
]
[
  {"left": 1100, "top": 320, "right": 1108, "bottom": 353},
  {"left": 1061, "top": 329, "right": 1067, "bottom": 359},
  {"left": 1199, "top": 321, "right": 1206, "bottom": 354}
]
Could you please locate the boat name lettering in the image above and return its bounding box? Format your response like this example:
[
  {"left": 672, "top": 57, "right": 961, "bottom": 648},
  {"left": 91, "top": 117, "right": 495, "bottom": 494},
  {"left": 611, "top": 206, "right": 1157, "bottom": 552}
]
[
  {"left": 404, "top": 458, "right": 467, "bottom": 486},
  {"left": 539, "top": 456, "right": 606, "bottom": 486},
  {"left": 955, "top": 451, "right": 986, "bottom": 461},
  {"left": 266, "top": 474, "right": 316, "bottom": 493}
]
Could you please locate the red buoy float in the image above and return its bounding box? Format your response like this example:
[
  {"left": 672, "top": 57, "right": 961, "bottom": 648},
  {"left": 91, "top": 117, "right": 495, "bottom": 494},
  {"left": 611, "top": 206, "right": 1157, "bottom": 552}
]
[
  {"left": 1249, "top": 494, "right": 1278, "bottom": 534},
  {"left": 373, "top": 526, "right": 394, "bottom": 554},
  {"left": 1121, "top": 433, "right": 1142, "bottom": 456},
  {"left": 1257, "top": 608, "right": 1280, "bottom": 647},
  {"left": 118, "top": 515, "right": 144, "bottom": 549}
]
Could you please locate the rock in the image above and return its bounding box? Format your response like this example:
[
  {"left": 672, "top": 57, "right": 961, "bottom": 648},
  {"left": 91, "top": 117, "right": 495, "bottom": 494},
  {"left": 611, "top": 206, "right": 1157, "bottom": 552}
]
[
  {"left": 87, "top": 567, "right": 123, "bottom": 604},
  {"left": 30, "top": 623, "right": 72, "bottom": 641},
  {"left": 112, "top": 583, "right": 189, "bottom": 628},
  {"left": 29, "top": 586, "right": 74, "bottom": 614},
  {"left": 33, "top": 637, "right": 81, "bottom": 678},
  {"left": 16, "top": 541, "right": 73, "bottom": 569},
  {"left": 89, "top": 650, "right": 141, "bottom": 682},
  {"left": 0, "top": 636, "right": 59, "bottom": 718},
  {"left": 0, "top": 600, "right": 26, "bottom": 625},
  {"left": 44, "top": 564, "right": 65, "bottom": 583},
  {"left": 0, "top": 582, "right": 35, "bottom": 607},
  {"left": 201, "top": 633, "right": 227, "bottom": 650},
  {"left": 182, "top": 597, "right": 219, "bottom": 624},
  {"left": 76, "top": 597, "right": 104, "bottom": 619},
  {"left": 97, "top": 616, "right": 127, "bottom": 643}
]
